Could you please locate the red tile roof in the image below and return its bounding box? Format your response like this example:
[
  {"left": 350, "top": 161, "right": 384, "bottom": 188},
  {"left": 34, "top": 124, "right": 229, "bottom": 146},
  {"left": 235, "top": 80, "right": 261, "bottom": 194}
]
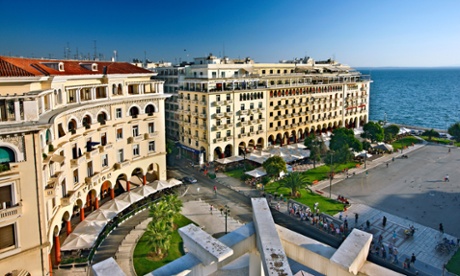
[{"left": 0, "top": 56, "right": 153, "bottom": 77}]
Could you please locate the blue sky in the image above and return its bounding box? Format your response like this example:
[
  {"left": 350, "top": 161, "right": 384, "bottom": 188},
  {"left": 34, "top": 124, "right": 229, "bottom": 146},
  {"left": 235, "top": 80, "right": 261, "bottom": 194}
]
[{"left": 1, "top": 0, "right": 459, "bottom": 67}]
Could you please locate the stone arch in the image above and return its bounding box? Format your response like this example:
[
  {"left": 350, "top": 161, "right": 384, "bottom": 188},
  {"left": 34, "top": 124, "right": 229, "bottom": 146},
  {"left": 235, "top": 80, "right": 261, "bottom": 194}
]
[
  {"left": 130, "top": 167, "right": 144, "bottom": 187},
  {"left": 100, "top": 180, "right": 113, "bottom": 200},
  {"left": 224, "top": 144, "right": 233, "bottom": 157},
  {"left": 214, "top": 146, "right": 223, "bottom": 160},
  {"left": 115, "top": 174, "right": 129, "bottom": 194},
  {"left": 275, "top": 133, "right": 283, "bottom": 145},
  {"left": 82, "top": 113, "right": 93, "bottom": 128},
  {"left": 146, "top": 163, "right": 160, "bottom": 183},
  {"left": 0, "top": 142, "right": 24, "bottom": 162},
  {"left": 96, "top": 110, "right": 108, "bottom": 124},
  {"left": 238, "top": 142, "right": 247, "bottom": 156},
  {"left": 128, "top": 105, "right": 140, "bottom": 117},
  {"left": 145, "top": 103, "right": 157, "bottom": 114},
  {"left": 248, "top": 139, "right": 255, "bottom": 149},
  {"left": 67, "top": 117, "right": 78, "bottom": 132},
  {"left": 268, "top": 135, "right": 275, "bottom": 146},
  {"left": 257, "top": 137, "right": 264, "bottom": 149}
]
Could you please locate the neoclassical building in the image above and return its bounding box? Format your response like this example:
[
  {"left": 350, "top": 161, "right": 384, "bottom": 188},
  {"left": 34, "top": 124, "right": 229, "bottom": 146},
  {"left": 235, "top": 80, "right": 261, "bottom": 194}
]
[
  {"left": 176, "top": 55, "right": 371, "bottom": 164},
  {"left": 0, "top": 56, "right": 168, "bottom": 275}
]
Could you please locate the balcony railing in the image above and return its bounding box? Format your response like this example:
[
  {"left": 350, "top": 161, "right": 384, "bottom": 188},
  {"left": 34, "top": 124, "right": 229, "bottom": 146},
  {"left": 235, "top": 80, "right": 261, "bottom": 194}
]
[{"left": 0, "top": 203, "right": 22, "bottom": 220}]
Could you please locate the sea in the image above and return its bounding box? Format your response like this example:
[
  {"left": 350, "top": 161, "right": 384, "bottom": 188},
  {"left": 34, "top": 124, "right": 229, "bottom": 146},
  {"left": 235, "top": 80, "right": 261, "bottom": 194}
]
[{"left": 357, "top": 67, "right": 460, "bottom": 131}]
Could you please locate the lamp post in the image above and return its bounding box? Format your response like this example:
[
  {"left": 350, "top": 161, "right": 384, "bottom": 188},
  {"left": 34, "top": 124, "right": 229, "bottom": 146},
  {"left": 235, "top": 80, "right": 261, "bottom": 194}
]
[
  {"left": 329, "top": 151, "right": 334, "bottom": 199},
  {"left": 221, "top": 205, "right": 230, "bottom": 234}
]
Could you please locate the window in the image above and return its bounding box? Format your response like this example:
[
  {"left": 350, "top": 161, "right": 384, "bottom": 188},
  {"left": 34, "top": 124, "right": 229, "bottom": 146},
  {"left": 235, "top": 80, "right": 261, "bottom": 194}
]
[
  {"left": 250, "top": 103, "right": 254, "bottom": 109},
  {"left": 221, "top": 72, "right": 225, "bottom": 78},
  {"left": 117, "top": 149, "right": 124, "bottom": 162},
  {"left": 73, "top": 169, "right": 79, "bottom": 184},
  {"left": 101, "top": 133, "right": 107, "bottom": 146},
  {"left": 133, "top": 144, "right": 140, "bottom": 156},
  {"left": 259, "top": 102, "right": 263, "bottom": 108},
  {"left": 241, "top": 103, "right": 245, "bottom": 110},
  {"left": 216, "top": 132, "right": 221, "bottom": 139},
  {"left": 0, "top": 224, "right": 16, "bottom": 252},
  {"left": 132, "top": 125, "right": 139, "bottom": 137},
  {"left": 216, "top": 107, "right": 221, "bottom": 114},
  {"left": 226, "top": 105, "right": 231, "bottom": 112},
  {"left": 0, "top": 184, "right": 14, "bottom": 209},
  {"left": 101, "top": 154, "right": 108, "bottom": 167},
  {"left": 270, "top": 102, "right": 273, "bottom": 107},
  {"left": 269, "top": 122, "right": 273, "bottom": 128},
  {"left": 116, "top": 128, "right": 123, "bottom": 140},
  {"left": 149, "top": 141, "right": 155, "bottom": 152},
  {"left": 226, "top": 130, "right": 231, "bottom": 136},
  {"left": 270, "top": 112, "right": 273, "bottom": 117},
  {"left": 226, "top": 94, "right": 231, "bottom": 100},
  {"left": 262, "top": 70, "right": 266, "bottom": 74},
  {"left": 116, "top": 108, "right": 122, "bottom": 118},
  {"left": 148, "top": 122, "right": 155, "bottom": 133},
  {"left": 212, "top": 72, "right": 217, "bottom": 78},
  {"left": 216, "top": 95, "right": 221, "bottom": 101}
]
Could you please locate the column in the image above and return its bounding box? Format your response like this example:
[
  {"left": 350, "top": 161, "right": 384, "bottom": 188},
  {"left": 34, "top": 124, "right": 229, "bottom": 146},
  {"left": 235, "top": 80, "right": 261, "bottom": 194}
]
[
  {"left": 143, "top": 175, "right": 147, "bottom": 185},
  {"left": 76, "top": 89, "right": 81, "bottom": 103},
  {"left": 80, "top": 207, "right": 85, "bottom": 221},
  {"left": 127, "top": 181, "right": 130, "bottom": 192},
  {"left": 54, "top": 235, "right": 61, "bottom": 263},
  {"left": 14, "top": 100, "right": 21, "bottom": 122},
  {"left": 49, "top": 254, "right": 53, "bottom": 275},
  {"left": 94, "top": 197, "right": 99, "bottom": 210},
  {"left": 66, "top": 220, "right": 72, "bottom": 235},
  {"left": 110, "top": 188, "right": 115, "bottom": 199}
]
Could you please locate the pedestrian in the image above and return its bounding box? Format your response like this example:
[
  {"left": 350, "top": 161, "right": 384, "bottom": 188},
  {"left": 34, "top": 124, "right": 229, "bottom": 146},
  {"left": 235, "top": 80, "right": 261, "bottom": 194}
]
[
  {"left": 393, "top": 248, "right": 399, "bottom": 264},
  {"left": 386, "top": 163, "right": 389, "bottom": 168},
  {"left": 366, "top": 220, "right": 370, "bottom": 230},
  {"left": 382, "top": 216, "right": 387, "bottom": 227},
  {"left": 210, "top": 204, "right": 213, "bottom": 215},
  {"left": 439, "top": 223, "right": 444, "bottom": 234},
  {"left": 445, "top": 174, "right": 449, "bottom": 182},
  {"left": 411, "top": 253, "right": 416, "bottom": 265},
  {"left": 355, "top": 213, "right": 359, "bottom": 224},
  {"left": 339, "top": 211, "right": 343, "bottom": 221},
  {"left": 213, "top": 185, "right": 217, "bottom": 194},
  {"left": 393, "top": 230, "right": 397, "bottom": 241}
]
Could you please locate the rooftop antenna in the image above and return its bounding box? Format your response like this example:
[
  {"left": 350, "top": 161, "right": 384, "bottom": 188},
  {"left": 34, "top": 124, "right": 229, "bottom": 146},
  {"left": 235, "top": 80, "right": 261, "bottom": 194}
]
[
  {"left": 93, "top": 40, "right": 97, "bottom": 60},
  {"left": 223, "top": 42, "right": 225, "bottom": 57},
  {"left": 144, "top": 50, "right": 147, "bottom": 68},
  {"left": 75, "top": 47, "right": 79, "bottom": 60},
  {"left": 113, "top": 50, "right": 117, "bottom": 62}
]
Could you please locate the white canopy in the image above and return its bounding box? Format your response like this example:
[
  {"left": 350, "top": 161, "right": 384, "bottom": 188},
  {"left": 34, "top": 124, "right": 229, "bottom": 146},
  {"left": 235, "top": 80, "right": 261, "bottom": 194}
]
[
  {"left": 72, "top": 219, "right": 106, "bottom": 235},
  {"left": 167, "top": 178, "right": 183, "bottom": 187},
  {"left": 245, "top": 167, "right": 267, "bottom": 178},
  {"left": 99, "top": 198, "right": 130, "bottom": 220},
  {"left": 132, "top": 184, "right": 157, "bottom": 198},
  {"left": 354, "top": 151, "right": 372, "bottom": 158},
  {"left": 373, "top": 143, "right": 394, "bottom": 152},
  {"left": 85, "top": 209, "right": 110, "bottom": 223},
  {"left": 117, "top": 191, "right": 144, "bottom": 205},
  {"left": 150, "top": 180, "right": 171, "bottom": 191},
  {"left": 61, "top": 232, "right": 99, "bottom": 251}
]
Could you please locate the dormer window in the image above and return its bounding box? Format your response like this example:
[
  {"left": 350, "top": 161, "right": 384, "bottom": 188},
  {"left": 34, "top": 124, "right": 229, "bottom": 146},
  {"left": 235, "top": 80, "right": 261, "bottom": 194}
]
[
  {"left": 42, "top": 62, "right": 64, "bottom": 72},
  {"left": 92, "top": 63, "right": 98, "bottom": 71},
  {"left": 80, "top": 63, "right": 98, "bottom": 71}
]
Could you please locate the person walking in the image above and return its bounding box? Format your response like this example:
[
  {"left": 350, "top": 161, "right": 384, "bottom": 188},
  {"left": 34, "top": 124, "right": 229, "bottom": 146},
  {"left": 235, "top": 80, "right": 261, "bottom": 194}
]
[
  {"left": 411, "top": 253, "right": 416, "bottom": 266},
  {"left": 439, "top": 223, "right": 444, "bottom": 234},
  {"left": 213, "top": 185, "right": 217, "bottom": 194},
  {"left": 355, "top": 213, "right": 359, "bottom": 224},
  {"left": 382, "top": 216, "right": 387, "bottom": 227},
  {"left": 210, "top": 204, "right": 213, "bottom": 215},
  {"left": 366, "top": 220, "right": 370, "bottom": 230},
  {"left": 445, "top": 174, "right": 450, "bottom": 182}
]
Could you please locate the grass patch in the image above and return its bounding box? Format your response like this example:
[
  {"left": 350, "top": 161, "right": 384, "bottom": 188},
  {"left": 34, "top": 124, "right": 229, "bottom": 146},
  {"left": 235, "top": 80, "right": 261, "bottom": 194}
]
[
  {"left": 446, "top": 248, "right": 460, "bottom": 275},
  {"left": 133, "top": 215, "right": 194, "bottom": 275},
  {"left": 420, "top": 136, "right": 452, "bottom": 145},
  {"left": 391, "top": 136, "right": 422, "bottom": 150},
  {"left": 224, "top": 168, "right": 245, "bottom": 179},
  {"left": 264, "top": 180, "right": 344, "bottom": 215}
]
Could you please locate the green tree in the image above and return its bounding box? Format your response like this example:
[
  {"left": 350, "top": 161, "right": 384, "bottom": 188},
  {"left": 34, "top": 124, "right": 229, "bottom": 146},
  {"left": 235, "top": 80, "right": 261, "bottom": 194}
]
[
  {"left": 277, "top": 172, "right": 311, "bottom": 196},
  {"left": 384, "top": 124, "right": 400, "bottom": 142},
  {"left": 329, "top": 128, "right": 362, "bottom": 153},
  {"left": 362, "top": 122, "right": 384, "bottom": 142},
  {"left": 422, "top": 129, "right": 439, "bottom": 141},
  {"left": 262, "top": 156, "right": 286, "bottom": 177},
  {"left": 303, "top": 133, "right": 316, "bottom": 148},
  {"left": 448, "top": 122, "right": 460, "bottom": 142},
  {"left": 309, "top": 146, "right": 321, "bottom": 168},
  {"left": 146, "top": 194, "right": 183, "bottom": 258}
]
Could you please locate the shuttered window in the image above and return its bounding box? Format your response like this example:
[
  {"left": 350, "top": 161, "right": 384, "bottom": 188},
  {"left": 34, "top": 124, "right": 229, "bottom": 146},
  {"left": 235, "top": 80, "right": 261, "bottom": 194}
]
[
  {"left": 0, "top": 185, "right": 12, "bottom": 207},
  {"left": 0, "top": 224, "right": 15, "bottom": 250}
]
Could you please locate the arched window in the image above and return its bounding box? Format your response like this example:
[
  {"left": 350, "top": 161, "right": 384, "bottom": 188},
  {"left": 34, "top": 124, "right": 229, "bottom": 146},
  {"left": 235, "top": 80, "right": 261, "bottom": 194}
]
[
  {"left": 145, "top": 104, "right": 156, "bottom": 114},
  {"left": 0, "top": 147, "right": 15, "bottom": 163}
]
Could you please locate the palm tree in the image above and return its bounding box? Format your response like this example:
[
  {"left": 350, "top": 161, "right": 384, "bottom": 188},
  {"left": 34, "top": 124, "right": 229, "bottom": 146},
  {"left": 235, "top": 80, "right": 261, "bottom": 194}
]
[
  {"left": 277, "top": 172, "right": 310, "bottom": 197},
  {"left": 145, "top": 220, "right": 172, "bottom": 258}
]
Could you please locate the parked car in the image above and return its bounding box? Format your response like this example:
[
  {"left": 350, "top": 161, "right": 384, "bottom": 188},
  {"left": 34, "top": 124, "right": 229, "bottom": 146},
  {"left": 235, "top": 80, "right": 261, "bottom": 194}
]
[{"left": 182, "top": 176, "right": 197, "bottom": 184}]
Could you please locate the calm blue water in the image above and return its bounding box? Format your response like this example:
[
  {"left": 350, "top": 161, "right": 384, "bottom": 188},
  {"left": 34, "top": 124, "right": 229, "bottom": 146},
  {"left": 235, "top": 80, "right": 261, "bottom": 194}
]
[{"left": 358, "top": 68, "right": 460, "bottom": 130}]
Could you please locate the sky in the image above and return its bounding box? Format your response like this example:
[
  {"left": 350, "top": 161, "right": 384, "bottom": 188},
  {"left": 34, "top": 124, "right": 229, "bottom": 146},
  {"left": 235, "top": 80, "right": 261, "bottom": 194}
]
[{"left": 1, "top": 0, "right": 459, "bottom": 67}]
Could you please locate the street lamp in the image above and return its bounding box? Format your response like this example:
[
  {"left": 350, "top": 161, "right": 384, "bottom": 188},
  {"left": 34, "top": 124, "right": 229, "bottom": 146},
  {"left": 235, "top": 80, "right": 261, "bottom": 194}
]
[
  {"left": 221, "top": 205, "right": 231, "bottom": 234},
  {"left": 329, "top": 151, "right": 334, "bottom": 198}
]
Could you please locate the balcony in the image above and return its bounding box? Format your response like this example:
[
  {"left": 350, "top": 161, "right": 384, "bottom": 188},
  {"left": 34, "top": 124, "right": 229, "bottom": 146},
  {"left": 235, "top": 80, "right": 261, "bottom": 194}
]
[
  {"left": 191, "top": 100, "right": 199, "bottom": 104},
  {"left": 134, "top": 135, "right": 143, "bottom": 142},
  {"left": 224, "top": 136, "right": 233, "bottom": 141},
  {"left": 258, "top": 118, "right": 265, "bottom": 123},
  {"left": 256, "top": 130, "right": 264, "bottom": 134},
  {"left": 199, "top": 113, "right": 207, "bottom": 119},
  {"left": 200, "top": 101, "right": 207, "bottom": 105},
  {"left": 199, "top": 137, "right": 207, "bottom": 142},
  {"left": 215, "top": 113, "right": 224, "bottom": 119},
  {"left": 192, "top": 112, "right": 198, "bottom": 117},
  {"left": 239, "top": 133, "right": 247, "bottom": 138},
  {"left": 45, "top": 185, "right": 55, "bottom": 198},
  {"left": 114, "top": 160, "right": 131, "bottom": 170},
  {"left": 225, "top": 99, "right": 233, "bottom": 104},
  {"left": 215, "top": 100, "right": 225, "bottom": 106},
  {"left": 215, "top": 125, "right": 224, "bottom": 130},
  {"left": 85, "top": 172, "right": 100, "bottom": 184},
  {"left": 71, "top": 155, "right": 86, "bottom": 167},
  {"left": 86, "top": 149, "right": 99, "bottom": 159},
  {"left": 214, "top": 138, "right": 223, "bottom": 143},
  {"left": 199, "top": 125, "right": 207, "bottom": 130},
  {"left": 99, "top": 143, "right": 113, "bottom": 152},
  {"left": 249, "top": 132, "right": 255, "bottom": 136},
  {"left": 258, "top": 107, "right": 265, "bottom": 112},
  {"left": 0, "top": 203, "right": 22, "bottom": 220},
  {"left": 225, "top": 112, "right": 233, "bottom": 117},
  {"left": 239, "top": 110, "right": 249, "bottom": 115}
]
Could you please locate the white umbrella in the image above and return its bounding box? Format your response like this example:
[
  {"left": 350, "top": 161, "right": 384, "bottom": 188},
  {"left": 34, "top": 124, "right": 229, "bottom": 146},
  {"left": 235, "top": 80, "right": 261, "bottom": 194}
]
[
  {"left": 228, "top": 155, "right": 244, "bottom": 162},
  {"left": 99, "top": 198, "right": 130, "bottom": 220},
  {"left": 117, "top": 191, "right": 143, "bottom": 205},
  {"left": 215, "top": 157, "right": 232, "bottom": 164},
  {"left": 73, "top": 219, "right": 106, "bottom": 235},
  {"left": 61, "top": 232, "right": 99, "bottom": 251},
  {"left": 167, "top": 178, "right": 183, "bottom": 187},
  {"left": 85, "top": 209, "right": 110, "bottom": 223},
  {"left": 149, "top": 180, "right": 171, "bottom": 191},
  {"left": 245, "top": 168, "right": 267, "bottom": 178},
  {"left": 132, "top": 185, "right": 157, "bottom": 198}
]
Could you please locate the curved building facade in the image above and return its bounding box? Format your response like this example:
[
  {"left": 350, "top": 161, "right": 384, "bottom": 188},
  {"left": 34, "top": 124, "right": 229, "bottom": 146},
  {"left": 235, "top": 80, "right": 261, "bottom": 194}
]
[{"left": 0, "top": 56, "right": 169, "bottom": 275}]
